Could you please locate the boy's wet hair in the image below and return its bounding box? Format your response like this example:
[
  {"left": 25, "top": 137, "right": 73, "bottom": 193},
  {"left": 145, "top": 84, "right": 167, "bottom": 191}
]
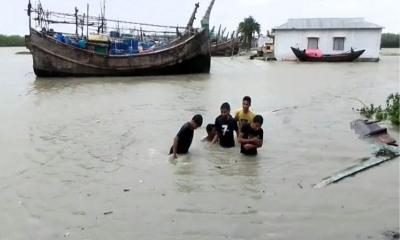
[
  {"left": 220, "top": 102, "right": 231, "bottom": 111},
  {"left": 243, "top": 96, "right": 251, "bottom": 105},
  {"left": 192, "top": 114, "right": 203, "bottom": 127},
  {"left": 206, "top": 124, "right": 215, "bottom": 132},
  {"left": 253, "top": 115, "right": 263, "bottom": 125}
]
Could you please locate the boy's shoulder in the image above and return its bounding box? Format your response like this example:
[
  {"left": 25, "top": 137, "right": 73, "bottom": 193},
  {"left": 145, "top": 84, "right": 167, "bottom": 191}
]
[
  {"left": 234, "top": 108, "right": 243, "bottom": 117},
  {"left": 248, "top": 110, "right": 256, "bottom": 117},
  {"left": 180, "top": 122, "right": 192, "bottom": 130}
]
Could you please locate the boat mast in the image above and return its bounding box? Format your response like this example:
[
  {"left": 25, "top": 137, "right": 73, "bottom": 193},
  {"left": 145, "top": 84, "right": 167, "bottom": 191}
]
[
  {"left": 86, "top": 4, "right": 89, "bottom": 38},
  {"left": 216, "top": 25, "right": 221, "bottom": 43},
  {"left": 185, "top": 2, "right": 199, "bottom": 34},
  {"left": 221, "top": 27, "right": 226, "bottom": 40},
  {"left": 201, "top": 0, "right": 215, "bottom": 31},
  {"left": 74, "top": 7, "right": 78, "bottom": 35},
  {"left": 27, "top": 0, "right": 32, "bottom": 32}
]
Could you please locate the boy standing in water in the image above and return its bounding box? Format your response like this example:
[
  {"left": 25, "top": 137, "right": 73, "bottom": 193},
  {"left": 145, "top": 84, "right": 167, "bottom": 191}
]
[
  {"left": 170, "top": 114, "right": 203, "bottom": 159},
  {"left": 238, "top": 115, "right": 264, "bottom": 155},
  {"left": 235, "top": 96, "right": 256, "bottom": 130},
  {"left": 211, "top": 102, "right": 238, "bottom": 148},
  {"left": 202, "top": 124, "right": 217, "bottom": 142}
]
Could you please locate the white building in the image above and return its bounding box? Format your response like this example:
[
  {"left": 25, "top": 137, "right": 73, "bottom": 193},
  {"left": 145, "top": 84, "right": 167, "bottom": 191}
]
[
  {"left": 272, "top": 18, "right": 383, "bottom": 61},
  {"left": 257, "top": 35, "right": 274, "bottom": 49}
]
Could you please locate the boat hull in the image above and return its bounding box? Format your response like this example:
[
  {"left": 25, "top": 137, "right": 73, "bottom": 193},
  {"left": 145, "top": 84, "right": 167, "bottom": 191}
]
[
  {"left": 211, "top": 40, "right": 239, "bottom": 56},
  {"left": 290, "top": 47, "right": 365, "bottom": 62},
  {"left": 27, "top": 29, "right": 211, "bottom": 77}
]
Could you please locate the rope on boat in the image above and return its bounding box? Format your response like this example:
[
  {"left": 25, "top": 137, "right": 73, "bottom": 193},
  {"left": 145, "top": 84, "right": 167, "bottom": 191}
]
[{"left": 29, "top": 8, "right": 188, "bottom": 30}]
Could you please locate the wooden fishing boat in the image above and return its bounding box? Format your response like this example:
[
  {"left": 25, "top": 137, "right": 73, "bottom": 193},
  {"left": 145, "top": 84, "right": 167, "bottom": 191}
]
[
  {"left": 290, "top": 47, "right": 365, "bottom": 62},
  {"left": 211, "top": 39, "right": 239, "bottom": 56},
  {"left": 25, "top": 0, "right": 215, "bottom": 77}
]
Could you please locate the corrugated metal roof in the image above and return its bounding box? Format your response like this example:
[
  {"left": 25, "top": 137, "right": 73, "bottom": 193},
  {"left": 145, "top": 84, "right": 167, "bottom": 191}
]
[{"left": 274, "top": 18, "right": 383, "bottom": 30}]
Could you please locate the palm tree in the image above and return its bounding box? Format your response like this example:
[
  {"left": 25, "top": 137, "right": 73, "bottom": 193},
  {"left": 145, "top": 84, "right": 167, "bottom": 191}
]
[{"left": 238, "top": 16, "right": 261, "bottom": 50}]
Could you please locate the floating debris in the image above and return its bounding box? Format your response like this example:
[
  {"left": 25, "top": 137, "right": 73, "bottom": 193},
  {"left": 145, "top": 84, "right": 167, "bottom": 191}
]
[
  {"left": 314, "top": 146, "right": 399, "bottom": 188},
  {"left": 383, "top": 230, "right": 400, "bottom": 240},
  {"left": 103, "top": 211, "right": 113, "bottom": 215},
  {"left": 351, "top": 119, "right": 387, "bottom": 137},
  {"left": 375, "top": 148, "right": 398, "bottom": 158}
]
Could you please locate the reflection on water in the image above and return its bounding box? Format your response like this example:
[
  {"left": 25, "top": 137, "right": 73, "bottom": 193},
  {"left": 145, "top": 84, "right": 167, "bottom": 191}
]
[{"left": 0, "top": 47, "right": 399, "bottom": 240}]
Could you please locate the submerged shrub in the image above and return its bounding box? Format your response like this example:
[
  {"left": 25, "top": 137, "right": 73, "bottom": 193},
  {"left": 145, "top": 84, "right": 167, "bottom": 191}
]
[{"left": 359, "top": 93, "right": 399, "bottom": 125}]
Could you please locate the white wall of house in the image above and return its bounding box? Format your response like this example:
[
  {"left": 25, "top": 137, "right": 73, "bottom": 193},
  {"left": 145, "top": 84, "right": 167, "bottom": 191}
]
[{"left": 274, "top": 29, "right": 382, "bottom": 60}]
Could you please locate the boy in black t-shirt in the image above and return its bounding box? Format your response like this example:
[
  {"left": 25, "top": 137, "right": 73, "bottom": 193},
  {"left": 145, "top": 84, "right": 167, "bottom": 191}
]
[
  {"left": 238, "top": 115, "right": 264, "bottom": 155},
  {"left": 211, "top": 102, "right": 239, "bottom": 148},
  {"left": 170, "top": 114, "right": 203, "bottom": 159}
]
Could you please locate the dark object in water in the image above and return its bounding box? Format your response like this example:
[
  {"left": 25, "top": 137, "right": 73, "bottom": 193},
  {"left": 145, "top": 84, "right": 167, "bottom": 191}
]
[
  {"left": 375, "top": 148, "right": 398, "bottom": 158},
  {"left": 314, "top": 146, "right": 399, "bottom": 188},
  {"left": 290, "top": 47, "right": 365, "bottom": 62},
  {"left": 351, "top": 119, "right": 387, "bottom": 137},
  {"left": 383, "top": 230, "right": 400, "bottom": 240},
  {"left": 351, "top": 119, "right": 397, "bottom": 146},
  {"left": 249, "top": 50, "right": 264, "bottom": 60}
]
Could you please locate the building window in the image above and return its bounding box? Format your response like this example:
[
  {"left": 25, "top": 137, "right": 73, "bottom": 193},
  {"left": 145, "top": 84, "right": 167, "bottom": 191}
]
[
  {"left": 307, "top": 37, "right": 319, "bottom": 49},
  {"left": 333, "top": 37, "right": 345, "bottom": 50}
]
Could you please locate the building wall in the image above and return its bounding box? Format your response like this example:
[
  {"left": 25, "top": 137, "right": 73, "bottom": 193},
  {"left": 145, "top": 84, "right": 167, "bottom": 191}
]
[{"left": 274, "top": 29, "right": 382, "bottom": 60}]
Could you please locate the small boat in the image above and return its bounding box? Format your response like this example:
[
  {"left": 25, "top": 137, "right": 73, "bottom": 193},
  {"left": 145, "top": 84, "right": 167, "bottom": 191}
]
[
  {"left": 290, "top": 47, "right": 365, "bottom": 62},
  {"left": 25, "top": 0, "right": 215, "bottom": 77},
  {"left": 211, "top": 39, "right": 239, "bottom": 56}
]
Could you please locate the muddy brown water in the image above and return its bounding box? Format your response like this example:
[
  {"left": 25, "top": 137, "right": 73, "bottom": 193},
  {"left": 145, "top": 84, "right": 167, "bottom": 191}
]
[{"left": 0, "top": 47, "right": 399, "bottom": 240}]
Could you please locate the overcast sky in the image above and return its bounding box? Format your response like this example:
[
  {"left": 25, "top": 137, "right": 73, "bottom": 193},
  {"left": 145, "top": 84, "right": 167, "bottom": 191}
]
[{"left": 1, "top": 0, "right": 399, "bottom": 35}]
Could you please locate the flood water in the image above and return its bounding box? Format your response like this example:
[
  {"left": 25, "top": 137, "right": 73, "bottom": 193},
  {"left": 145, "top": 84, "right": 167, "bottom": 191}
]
[{"left": 0, "top": 47, "right": 399, "bottom": 240}]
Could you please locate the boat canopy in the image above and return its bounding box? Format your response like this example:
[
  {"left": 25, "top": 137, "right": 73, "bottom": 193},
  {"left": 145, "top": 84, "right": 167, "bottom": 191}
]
[{"left": 305, "top": 49, "right": 323, "bottom": 58}]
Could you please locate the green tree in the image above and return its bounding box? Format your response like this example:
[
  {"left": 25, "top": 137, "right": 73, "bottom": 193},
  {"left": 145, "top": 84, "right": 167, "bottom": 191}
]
[
  {"left": 0, "top": 35, "right": 25, "bottom": 47},
  {"left": 381, "top": 33, "right": 400, "bottom": 48},
  {"left": 360, "top": 93, "right": 399, "bottom": 125},
  {"left": 238, "top": 16, "right": 260, "bottom": 50}
]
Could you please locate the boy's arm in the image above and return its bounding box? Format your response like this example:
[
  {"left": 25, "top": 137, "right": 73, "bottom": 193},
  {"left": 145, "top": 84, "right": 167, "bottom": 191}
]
[
  {"left": 210, "top": 133, "right": 219, "bottom": 144},
  {"left": 244, "top": 137, "right": 262, "bottom": 146},
  {"left": 234, "top": 120, "right": 239, "bottom": 138},
  {"left": 238, "top": 131, "right": 246, "bottom": 144},
  {"left": 255, "top": 138, "right": 263, "bottom": 147},
  {"left": 239, "top": 136, "right": 260, "bottom": 145},
  {"left": 211, "top": 119, "right": 220, "bottom": 144},
  {"left": 257, "top": 130, "right": 264, "bottom": 147},
  {"left": 171, "top": 136, "right": 179, "bottom": 159},
  {"left": 243, "top": 143, "right": 258, "bottom": 150}
]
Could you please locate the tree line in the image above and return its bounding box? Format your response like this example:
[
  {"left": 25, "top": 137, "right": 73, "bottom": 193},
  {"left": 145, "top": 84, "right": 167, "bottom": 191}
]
[
  {"left": 0, "top": 35, "right": 25, "bottom": 46},
  {"left": 381, "top": 33, "right": 399, "bottom": 48}
]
